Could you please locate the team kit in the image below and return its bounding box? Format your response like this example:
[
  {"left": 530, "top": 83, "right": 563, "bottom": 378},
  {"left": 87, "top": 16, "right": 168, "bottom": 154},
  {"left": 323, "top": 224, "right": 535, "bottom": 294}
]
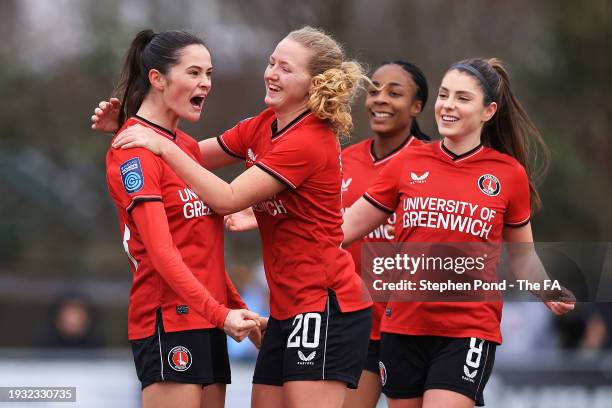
[
  {"left": 97, "top": 27, "right": 574, "bottom": 407},
  {"left": 109, "top": 114, "right": 527, "bottom": 404}
]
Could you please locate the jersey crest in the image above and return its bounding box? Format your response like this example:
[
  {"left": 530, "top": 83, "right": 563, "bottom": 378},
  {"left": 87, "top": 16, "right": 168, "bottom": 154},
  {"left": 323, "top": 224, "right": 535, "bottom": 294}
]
[{"left": 477, "top": 174, "right": 501, "bottom": 196}]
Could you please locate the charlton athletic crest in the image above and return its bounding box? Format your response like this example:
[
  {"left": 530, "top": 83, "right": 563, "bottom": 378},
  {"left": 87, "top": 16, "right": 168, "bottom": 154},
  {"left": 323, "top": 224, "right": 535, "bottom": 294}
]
[
  {"left": 478, "top": 174, "right": 501, "bottom": 196},
  {"left": 379, "top": 361, "right": 387, "bottom": 386},
  {"left": 168, "top": 346, "right": 192, "bottom": 372}
]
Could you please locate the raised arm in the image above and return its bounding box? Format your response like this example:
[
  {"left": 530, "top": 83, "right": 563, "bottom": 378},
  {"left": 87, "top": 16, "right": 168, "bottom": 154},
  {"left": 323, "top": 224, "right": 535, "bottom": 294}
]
[
  {"left": 198, "top": 137, "right": 242, "bottom": 170},
  {"left": 91, "top": 98, "right": 241, "bottom": 170},
  {"left": 91, "top": 98, "right": 121, "bottom": 133},
  {"left": 114, "top": 127, "right": 285, "bottom": 214},
  {"left": 342, "top": 197, "right": 389, "bottom": 247}
]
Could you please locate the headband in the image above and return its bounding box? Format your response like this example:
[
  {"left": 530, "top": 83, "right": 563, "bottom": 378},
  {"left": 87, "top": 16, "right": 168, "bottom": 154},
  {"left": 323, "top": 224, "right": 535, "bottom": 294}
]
[{"left": 450, "top": 63, "right": 496, "bottom": 103}]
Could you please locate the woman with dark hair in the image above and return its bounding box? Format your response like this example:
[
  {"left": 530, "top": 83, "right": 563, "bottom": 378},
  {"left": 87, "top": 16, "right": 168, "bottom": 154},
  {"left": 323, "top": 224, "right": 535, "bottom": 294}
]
[
  {"left": 105, "top": 29, "right": 259, "bottom": 408},
  {"left": 342, "top": 58, "right": 574, "bottom": 407},
  {"left": 97, "top": 26, "right": 373, "bottom": 408},
  {"left": 341, "top": 60, "right": 429, "bottom": 408}
]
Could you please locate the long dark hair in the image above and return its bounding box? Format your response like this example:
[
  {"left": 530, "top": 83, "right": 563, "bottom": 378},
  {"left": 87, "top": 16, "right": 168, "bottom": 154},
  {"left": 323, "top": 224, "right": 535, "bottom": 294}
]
[
  {"left": 379, "top": 60, "right": 430, "bottom": 141},
  {"left": 112, "top": 29, "right": 207, "bottom": 127},
  {"left": 448, "top": 58, "right": 550, "bottom": 211}
]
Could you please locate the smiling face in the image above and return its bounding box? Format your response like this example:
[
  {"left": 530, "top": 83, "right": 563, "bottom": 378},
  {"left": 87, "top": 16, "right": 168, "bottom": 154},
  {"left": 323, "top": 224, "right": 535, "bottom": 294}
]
[
  {"left": 434, "top": 69, "right": 497, "bottom": 141},
  {"left": 263, "top": 38, "right": 313, "bottom": 114},
  {"left": 366, "top": 64, "right": 423, "bottom": 137},
  {"left": 158, "top": 44, "right": 213, "bottom": 123}
]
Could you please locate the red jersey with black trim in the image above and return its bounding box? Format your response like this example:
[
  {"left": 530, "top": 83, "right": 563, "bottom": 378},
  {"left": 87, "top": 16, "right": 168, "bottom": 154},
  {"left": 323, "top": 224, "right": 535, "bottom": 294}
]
[
  {"left": 341, "top": 136, "right": 424, "bottom": 339},
  {"left": 364, "top": 141, "right": 531, "bottom": 343},
  {"left": 106, "top": 116, "right": 244, "bottom": 340},
  {"left": 218, "top": 108, "right": 372, "bottom": 319}
]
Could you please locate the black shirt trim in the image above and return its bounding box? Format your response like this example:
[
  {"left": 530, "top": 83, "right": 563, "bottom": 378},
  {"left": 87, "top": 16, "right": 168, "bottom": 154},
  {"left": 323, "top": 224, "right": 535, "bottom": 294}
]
[
  {"left": 504, "top": 219, "right": 530, "bottom": 228},
  {"left": 363, "top": 194, "right": 393, "bottom": 214},
  {"left": 441, "top": 140, "right": 482, "bottom": 161},
  {"left": 134, "top": 115, "right": 176, "bottom": 140},
  {"left": 254, "top": 163, "right": 294, "bottom": 190},
  {"left": 216, "top": 137, "right": 245, "bottom": 160},
  {"left": 127, "top": 197, "right": 163, "bottom": 214},
  {"left": 370, "top": 135, "right": 414, "bottom": 162},
  {"left": 271, "top": 110, "right": 311, "bottom": 139}
]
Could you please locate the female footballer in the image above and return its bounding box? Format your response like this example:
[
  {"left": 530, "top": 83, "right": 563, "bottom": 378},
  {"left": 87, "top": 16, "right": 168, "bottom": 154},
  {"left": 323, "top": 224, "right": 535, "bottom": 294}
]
[
  {"left": 104, "top": 29, "right": 260, "bottom": 408},
  {"left": 342, "top": 58, "right": 575, "bottom": 407},
  {"left": 341, "top": 60, "right": 430, "bottom": 408},
  {"left": 99, "top": 27, "right": 373, "bottom": 408}
]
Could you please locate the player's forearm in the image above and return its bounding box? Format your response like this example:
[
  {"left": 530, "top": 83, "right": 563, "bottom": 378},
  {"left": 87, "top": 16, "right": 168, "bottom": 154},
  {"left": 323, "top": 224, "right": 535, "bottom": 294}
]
[
  {"left": 504, "top": 243, "right": 554, "bottom": 295},
  {"left": 198, "top": 138, "right": 241, "bottom": 170},
  {"left": 133, "top": 202, "right": 230, "bottom": 328},
  {"left": 160, "top": 141, "right": 243, "bottom": 214},
  {"left": 342, "top": 197, "right": 388, "bottom": 247},
  {"left": 502, "top": 225, "right": 565, "bottom": 300},
  {"left": 225, "top": 273, "right": 248, "bottom": 309},
  {"left": 150, "top": 245, "right": 230, "bottom": 327}
]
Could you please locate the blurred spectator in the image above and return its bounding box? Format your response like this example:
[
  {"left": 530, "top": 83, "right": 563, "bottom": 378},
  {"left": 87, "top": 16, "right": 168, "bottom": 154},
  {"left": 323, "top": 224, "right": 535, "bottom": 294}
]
[
  {"left": 38, "top": 292, "right": 102, "bottom": 349},
  {"left": 581, "top": 309, "right": 608, "bottom": 351},
  {"left": 595, "top": 303, "right": 612, "bottom": 348}
]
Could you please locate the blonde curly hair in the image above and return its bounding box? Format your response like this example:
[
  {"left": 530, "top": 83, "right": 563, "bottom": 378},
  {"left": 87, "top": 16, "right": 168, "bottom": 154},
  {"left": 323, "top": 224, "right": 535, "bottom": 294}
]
[{"left": 287, "top": 26, "right": 367, "bottom": 139}]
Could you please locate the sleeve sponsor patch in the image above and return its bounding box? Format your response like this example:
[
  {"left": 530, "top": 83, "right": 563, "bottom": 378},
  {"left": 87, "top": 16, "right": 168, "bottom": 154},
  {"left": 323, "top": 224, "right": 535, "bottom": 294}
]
[{"left": 120, "top": 158, "right": 144, "bottom": 193}]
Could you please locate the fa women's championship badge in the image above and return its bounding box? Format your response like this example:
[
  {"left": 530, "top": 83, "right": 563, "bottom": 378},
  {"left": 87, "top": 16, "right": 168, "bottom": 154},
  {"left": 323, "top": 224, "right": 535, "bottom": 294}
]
[
  {"left": 477, "top": 174, "right": 500, "bottom": 196},
  {"left": 168, "top": 346, "right": 192, "bottom": 372},
  {"left": 120, "top": 157, "right": 144, "bottom": 193}
]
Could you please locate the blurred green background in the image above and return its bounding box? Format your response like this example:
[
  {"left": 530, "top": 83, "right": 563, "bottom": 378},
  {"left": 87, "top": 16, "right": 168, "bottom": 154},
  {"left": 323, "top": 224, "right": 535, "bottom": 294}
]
[{"left": 0, "top": 0, "right": 610, "bottom": 349}]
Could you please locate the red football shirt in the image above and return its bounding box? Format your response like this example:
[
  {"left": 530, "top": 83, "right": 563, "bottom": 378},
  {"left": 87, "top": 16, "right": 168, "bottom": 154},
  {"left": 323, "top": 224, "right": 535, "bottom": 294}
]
[
  {"left": 364, "top": 141, "right": 531, "bottom": 343},
  {"left": 341, "top": 136, "right": 423, "bottom": 339},
  {"left": 218, "top": 108, "right": 372, "bottom": 319},
  {"left": 106, "top": 116, "right": 241, "bottom": 340}
]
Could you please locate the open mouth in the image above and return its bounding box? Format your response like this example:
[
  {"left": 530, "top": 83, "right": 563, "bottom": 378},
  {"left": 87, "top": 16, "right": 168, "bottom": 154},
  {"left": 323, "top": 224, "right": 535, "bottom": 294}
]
[
  {"left": 267, "top": 84, "right": 281, "bottom": 93},
  {"left": 190, "top": 96, "right": 205, "bottom": 109}
]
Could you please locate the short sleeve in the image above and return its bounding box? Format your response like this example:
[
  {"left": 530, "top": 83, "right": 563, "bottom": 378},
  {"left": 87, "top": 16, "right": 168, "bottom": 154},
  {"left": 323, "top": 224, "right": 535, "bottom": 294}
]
[
  {"left": 504, "top": 164, "right": 531, "bottom": 227},
  {"left": 363, "top": 153, "right": 405, "bottom": 213},
  {"left": 107, "top": 148, "right": 163, "bottom": 213},
  {"left": 256, "top": 131, "right": 325, "bottom": 189},
  {"left": 217, "top": 119, "right": 251, "bottom": 160}
]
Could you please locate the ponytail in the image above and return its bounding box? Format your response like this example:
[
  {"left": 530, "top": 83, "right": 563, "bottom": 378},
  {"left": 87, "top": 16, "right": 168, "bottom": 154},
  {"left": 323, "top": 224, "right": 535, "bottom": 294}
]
[
  {"left": 287, "top": 26, "right": 367, "bottom": 140},
  {"left": 308, "top": 61, "right": 366, "bottom": 139},
  {"left": 449, "top": 58, "right": 550, "bottom": 212},
  {"left": 113, "top": 29, "right": 156, "bottom": 127},
  {"left": 112, "top": 29, "right": 207, "bottom": 127},
  {"left": 410, "top": 120, "right": 430, "bottom": 141}
]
